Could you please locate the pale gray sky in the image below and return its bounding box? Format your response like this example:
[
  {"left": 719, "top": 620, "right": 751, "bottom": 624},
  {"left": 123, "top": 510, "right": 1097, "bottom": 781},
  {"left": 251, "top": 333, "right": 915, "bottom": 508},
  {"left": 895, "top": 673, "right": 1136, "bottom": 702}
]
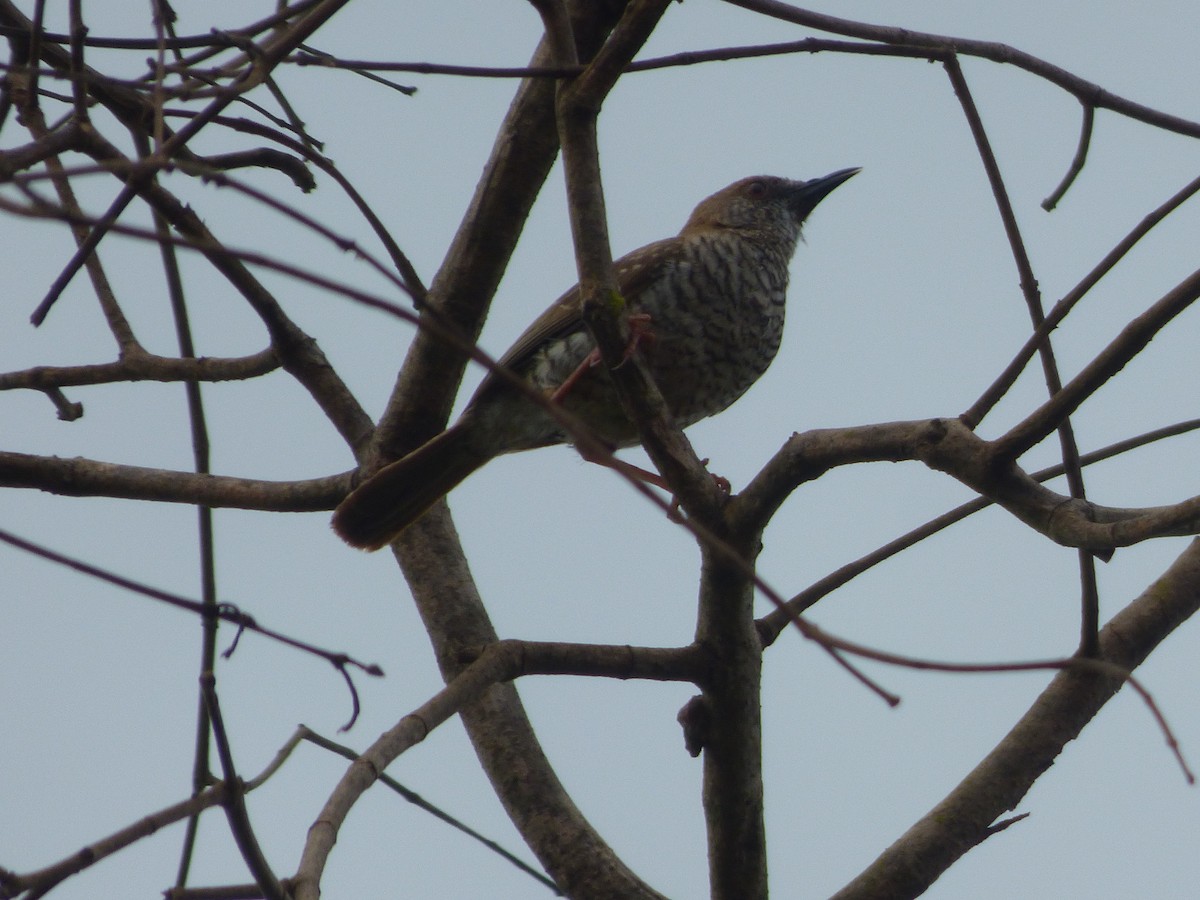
[{"left": 4, "top": 2, "right": 1199, "bottom": 898}]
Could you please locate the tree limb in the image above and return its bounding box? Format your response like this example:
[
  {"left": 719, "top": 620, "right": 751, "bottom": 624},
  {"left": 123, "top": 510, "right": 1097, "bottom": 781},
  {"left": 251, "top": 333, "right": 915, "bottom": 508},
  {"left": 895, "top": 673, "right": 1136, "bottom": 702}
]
[{"left": 831, "top": 538, "right": 1200, "bottom": 900}]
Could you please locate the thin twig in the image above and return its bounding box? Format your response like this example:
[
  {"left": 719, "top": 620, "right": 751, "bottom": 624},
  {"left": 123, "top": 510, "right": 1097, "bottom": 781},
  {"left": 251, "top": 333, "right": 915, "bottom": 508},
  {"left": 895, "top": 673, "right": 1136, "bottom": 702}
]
[
  {"left": 993, "top": 268, "right": 1200, "bottom": 461},
  {"left": 723, "top": 0, "right": 1200, "bottom": 138},
  {"left": 1042, "top": 103, "right": 1094, "bottom": 210},
  {"left": 300, "top": 727, "right": 561, "bottom": 893},
  {"left": 201, "top": 675, "right": 287, "bottom": 900},
  {"left": 944, "top": 55, "right": 1102, "bottom": 652},
  {"left": 964, "top": 172, "right": 1200, "bottom": 428},
  {"left": 0, "top": 527, "right": 384, "bottom": 708}
]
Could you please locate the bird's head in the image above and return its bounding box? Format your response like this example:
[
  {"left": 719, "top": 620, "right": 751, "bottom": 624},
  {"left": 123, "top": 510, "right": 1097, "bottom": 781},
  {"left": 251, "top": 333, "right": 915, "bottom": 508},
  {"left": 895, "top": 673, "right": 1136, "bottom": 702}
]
[{"left": 683, "top": 168, "right": 860, "bottom": 242}]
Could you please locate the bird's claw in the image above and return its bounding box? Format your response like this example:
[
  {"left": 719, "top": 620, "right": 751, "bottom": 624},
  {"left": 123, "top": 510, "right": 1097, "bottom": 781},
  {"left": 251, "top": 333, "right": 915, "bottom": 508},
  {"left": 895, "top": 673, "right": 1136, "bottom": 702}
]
[{"left": 666, "top": 460, "right": 732, "bottom": 521}]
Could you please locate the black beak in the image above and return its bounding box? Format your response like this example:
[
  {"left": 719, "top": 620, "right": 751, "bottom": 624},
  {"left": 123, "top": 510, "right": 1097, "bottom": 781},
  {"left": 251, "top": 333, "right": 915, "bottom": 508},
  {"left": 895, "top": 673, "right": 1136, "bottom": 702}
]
[{"left": 792, "top": 167, "right": 860, "bottom": 219}]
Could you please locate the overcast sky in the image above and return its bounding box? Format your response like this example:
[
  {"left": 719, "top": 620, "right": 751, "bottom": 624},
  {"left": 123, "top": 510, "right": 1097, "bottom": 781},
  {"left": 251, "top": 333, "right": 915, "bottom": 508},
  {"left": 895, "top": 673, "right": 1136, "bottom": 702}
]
[{"left": 4, "top": 2, "right": 1200, "bottom": 898}]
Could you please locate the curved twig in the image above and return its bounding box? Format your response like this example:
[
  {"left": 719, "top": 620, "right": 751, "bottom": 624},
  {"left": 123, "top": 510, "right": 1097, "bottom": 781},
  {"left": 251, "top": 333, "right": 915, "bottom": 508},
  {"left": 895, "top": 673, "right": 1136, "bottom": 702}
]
[{"left": 1042, "top": 103, "right": 1094, "bottom": 210}]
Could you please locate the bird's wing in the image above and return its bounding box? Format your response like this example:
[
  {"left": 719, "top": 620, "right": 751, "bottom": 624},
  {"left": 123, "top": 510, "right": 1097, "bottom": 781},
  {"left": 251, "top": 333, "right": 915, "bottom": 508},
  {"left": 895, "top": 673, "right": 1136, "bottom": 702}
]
[{"left": 469, "top": 236, "right": 683, "bottom": 402}]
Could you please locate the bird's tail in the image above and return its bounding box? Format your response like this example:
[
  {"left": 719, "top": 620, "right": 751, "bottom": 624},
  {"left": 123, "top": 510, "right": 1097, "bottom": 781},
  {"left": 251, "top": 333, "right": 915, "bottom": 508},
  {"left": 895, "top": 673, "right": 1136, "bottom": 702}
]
[{"left": 332, "top": 423, "right": 488, "bottom": 550}]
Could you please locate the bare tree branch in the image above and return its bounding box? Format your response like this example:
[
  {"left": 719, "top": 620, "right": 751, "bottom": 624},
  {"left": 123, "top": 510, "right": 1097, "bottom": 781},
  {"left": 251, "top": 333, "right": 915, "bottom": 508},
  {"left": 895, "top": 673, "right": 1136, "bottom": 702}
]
[
  {"left": 371, "top": 4, "right": 674, "bottom": 898},
  {"left": 723, "top": 0, "right": 1200, "bottom": 138},
  {"left": 201, "top": 675, "right": 286, "bottom": 900},
  {"left": 0, "top": 451, "right": 349, "bottom": 509},
  {"left": 6, "top": 3, "right": 1200, "bottom": 898},
  {"left": 756, "top": 418, "right": 1200, "bottom": 644},
  {"left": 0, "top": 782, "right": 231, "bottom": 898},
  {"left": 994, "top": 267, "right": 1200, "bottom": 460},
  {"left": 294, "top": 639, "right": 584, "bottom": 900},
  {"left": 831, "top": 538, "right": 1200, "bottom": 900},
  {"left": 0, "top": 349, "right": 279, "bottom": 390}
]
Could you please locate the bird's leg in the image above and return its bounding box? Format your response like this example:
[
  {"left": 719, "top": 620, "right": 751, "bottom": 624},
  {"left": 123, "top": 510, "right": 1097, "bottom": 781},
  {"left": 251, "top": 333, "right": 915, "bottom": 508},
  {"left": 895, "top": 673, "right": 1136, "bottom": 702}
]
[
  {"left": 551, "top": 313, "right": 656, "bottom": 402},
  {"left": 578, "top": 444, "right": 669, "bottom": 490},
  {"left": 611, "top": 312, "right": 656, "bottom": 370},
  {"left": 579, "top": 448, "right": 734, "bottom": 523},
  {"left": 549, "top": 348, "right": 601, "bottom": 402}
]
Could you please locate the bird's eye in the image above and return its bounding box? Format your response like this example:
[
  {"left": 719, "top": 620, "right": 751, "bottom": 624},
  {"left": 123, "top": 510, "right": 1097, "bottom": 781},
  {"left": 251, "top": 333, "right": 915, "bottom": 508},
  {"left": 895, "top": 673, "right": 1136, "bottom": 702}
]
[{"left": 746, "top": 180, "right": 767, "bottom": 199}]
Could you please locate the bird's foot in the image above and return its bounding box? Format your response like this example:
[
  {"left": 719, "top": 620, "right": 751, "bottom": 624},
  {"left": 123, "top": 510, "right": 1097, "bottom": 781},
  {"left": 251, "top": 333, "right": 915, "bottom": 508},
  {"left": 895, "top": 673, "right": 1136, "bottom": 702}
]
[{"left": 666, "top": 460, "right": 732, "bottom": 521}]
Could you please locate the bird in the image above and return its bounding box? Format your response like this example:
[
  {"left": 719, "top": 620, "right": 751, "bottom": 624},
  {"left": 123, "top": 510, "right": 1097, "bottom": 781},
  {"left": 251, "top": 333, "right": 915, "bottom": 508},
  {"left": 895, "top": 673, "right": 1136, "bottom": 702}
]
[{"left": 333, "top": 168, "right": 859, "bottom": 550}]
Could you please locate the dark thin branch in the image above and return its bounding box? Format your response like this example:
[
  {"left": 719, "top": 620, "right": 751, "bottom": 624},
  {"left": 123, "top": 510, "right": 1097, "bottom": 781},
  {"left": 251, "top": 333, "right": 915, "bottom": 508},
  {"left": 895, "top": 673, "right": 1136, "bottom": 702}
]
[
  {"left": 993, "top": 267, "right": 1200, "bottom": 461},
  {"left": 27, "top": 180, "right": 138, "bottom": 331},
  {"left": 945, "top": 54, "right": 1099, "bottom": 649},
  {"left": 160, "top": 108, "right": 426, "bottom": 300},
  {"left": 200, "top": 675, "right": 287, "bottom": 900},
  {"left": 723, "top": 0, "right": 1200, "bottom": 138},
  {"left": 141, "top": 118, "right": 225, "bottom": 889},
  {"left": 216, "top": 28, "right": 321, "bottom": 156},
  {"left": 287, "top": 51, "right": 579, "bottom": 79},
  {"left": 299, "top": 727, "right": 560, "bottom": 894},
  {"left": 0, "top": 0, "right": 326, "bottom": 52},
  {"left": 293, "top": 641, "right": 569, "bottom": 900},
  {"left": 0, "top": 716, "right": 321, "bottom": 899},
  {"left": 23, "top": 0, "right": 46, "bottom": 101},
  {"left": 1042, "top": 103, "right": 1094, "bottom": 210},
  {"left": 964, "top": 173, "right": 1200, "bottom": 428},
  {"left": 65, "top": 0, "right": 87, "bottom": 122},
  {"left": 0, "top": 526, "right": 384, "bottom": 684},
  {"left": 294, "top": 43, "right": 417, "bottom": 95},
  {"left": 202, "top": 147, "right": 315, "bottom": 191},
  {"left": 9, "top": 155, "right": 407, "bottom": 303},
  {"left": 16, "top": 109, "right": 141, "bottom": 344}
]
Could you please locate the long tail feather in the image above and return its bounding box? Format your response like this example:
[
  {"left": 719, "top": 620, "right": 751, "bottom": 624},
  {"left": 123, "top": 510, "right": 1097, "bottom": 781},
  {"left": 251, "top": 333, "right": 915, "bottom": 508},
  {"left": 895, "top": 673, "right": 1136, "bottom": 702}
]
[{"left": 332, "top": 424, "right": 488, "bottom": 550}]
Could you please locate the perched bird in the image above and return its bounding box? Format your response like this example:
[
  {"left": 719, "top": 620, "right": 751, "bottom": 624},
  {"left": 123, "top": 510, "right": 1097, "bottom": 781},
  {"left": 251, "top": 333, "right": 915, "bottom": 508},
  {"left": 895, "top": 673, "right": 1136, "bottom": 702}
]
[{"left": 333, "top": 169, "right": 859, "bottom": 549}]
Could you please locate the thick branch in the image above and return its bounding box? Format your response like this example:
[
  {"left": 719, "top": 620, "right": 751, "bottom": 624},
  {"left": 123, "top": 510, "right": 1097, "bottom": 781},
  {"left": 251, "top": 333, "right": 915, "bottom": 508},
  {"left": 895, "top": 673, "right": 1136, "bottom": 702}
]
[
  {"left": 755, "top": 418, "right": 1200, "bottom": 643},
  {"left": 732, "top": 418, "right": 1200, "bottom": 551},
  {"left": 694, "top": 537, "right": 768, "bottom": 900},
  {"left": 382, "top": 5, "right": 671, "bottom": 899},
  {"left": 557, "top": 0, "right": 724, "bottom": 523},
  {"left": 831, "top": 539, "right": 1200, "bottom": 900},
  {"left": 486, "top": 638, "right": 706, "bottom": 683}
]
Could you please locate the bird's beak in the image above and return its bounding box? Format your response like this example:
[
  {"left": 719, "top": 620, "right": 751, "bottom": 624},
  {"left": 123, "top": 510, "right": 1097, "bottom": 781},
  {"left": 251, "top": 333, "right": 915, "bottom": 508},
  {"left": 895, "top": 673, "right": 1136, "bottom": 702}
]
[{"left": 792, "top": 167, "right": 860, "bottom": 218}]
